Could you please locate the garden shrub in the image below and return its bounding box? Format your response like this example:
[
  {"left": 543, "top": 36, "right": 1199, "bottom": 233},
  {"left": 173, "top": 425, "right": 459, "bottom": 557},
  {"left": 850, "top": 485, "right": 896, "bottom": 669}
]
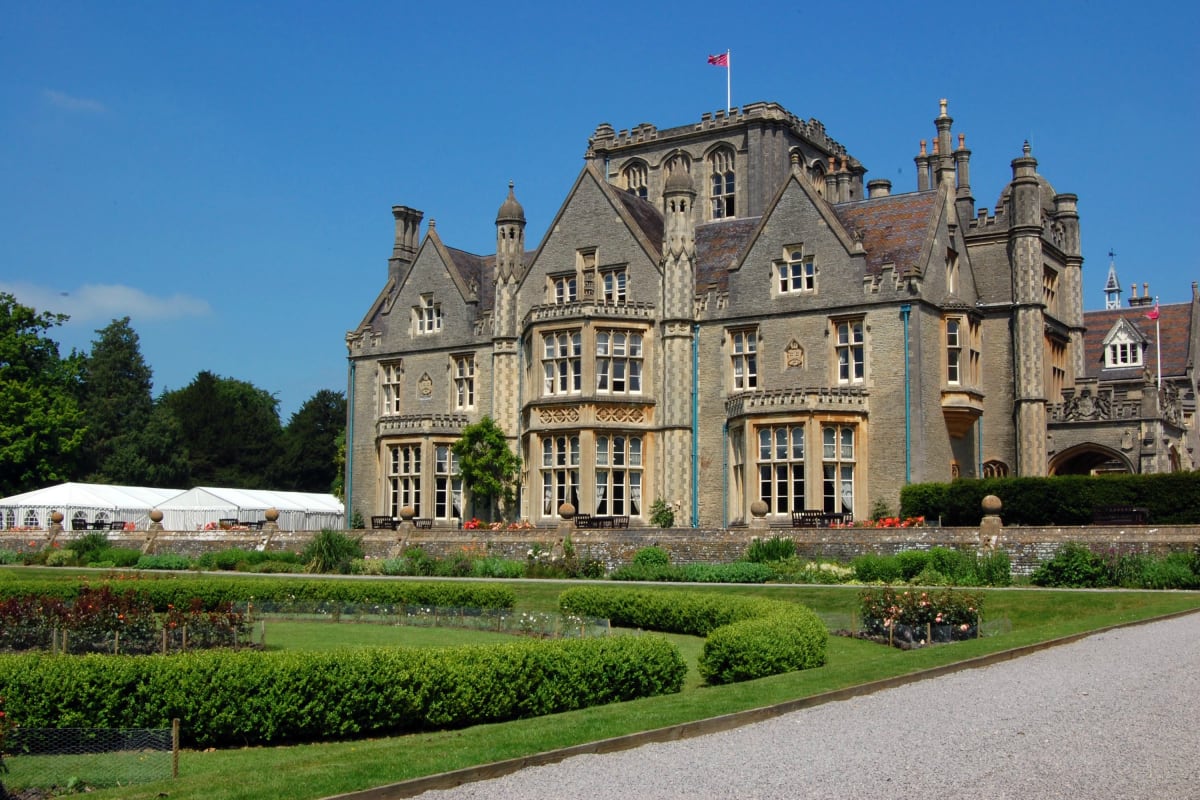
[
  {"left": 559, "top": 586, "right": 827, "bottom": 684},
  {"left": 852, "top": 553, "right": 902, "bottom": 583},
  {"left": 894, "top": 549, "right": 931, "bottom": 581},
  {"left": 471, "top": 557, "right": 526, "bottom": 579},
  {"left": 859, "top": 586, "right": 983, "bottom": 645},
  {"left": 632, "top": 546, "right": 670, "bottom": 568},
  {"left": 698, "top": 610, "right": 827, "bottom": 684},
  {"left": 743, "top": 536, "right": 796, "bottom": 563},
  {"left": 71, "top": 532, "right": 110, "bottom": 565},
  {"left": 679, "top": 562, "right": 773, "bottom": 583},
  {"left": 0, "top": 635, "right": 686, "bottom": 748},
  {"left": 0, "top": 576, "right": 517, "bottom": 613},
  {"left": 1030, "top": 543, "right": 1111, "bottom": 588},
  {"left": 135, "top": 554, "right": 193, "bottom": 571},
  {"left": 301, "top": 529, "right": 364, "bottom": 574},
  {"left": 93, "top": 547, "right": 142, "bottom": 568}
]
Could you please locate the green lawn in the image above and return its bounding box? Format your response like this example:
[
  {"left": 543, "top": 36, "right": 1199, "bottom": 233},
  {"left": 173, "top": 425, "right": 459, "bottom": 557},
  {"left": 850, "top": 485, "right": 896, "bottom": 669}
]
[{"left": 5, "top": 578, "right": 1199, "bottom": 800}]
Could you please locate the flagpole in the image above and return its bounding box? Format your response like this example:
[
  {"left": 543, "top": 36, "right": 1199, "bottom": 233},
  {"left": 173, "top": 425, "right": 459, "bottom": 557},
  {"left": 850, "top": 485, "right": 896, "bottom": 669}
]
[
  {"left": 725, "top": 49, "right": 731, "bottom": 113},
  {"left": 1155, "top": 296, "right": 1162, "bottom": 388}
]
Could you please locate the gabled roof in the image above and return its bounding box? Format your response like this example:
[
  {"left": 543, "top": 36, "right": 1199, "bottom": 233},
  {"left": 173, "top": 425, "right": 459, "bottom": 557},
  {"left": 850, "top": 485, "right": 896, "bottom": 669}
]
[
  {"left": 695, "top": 217, "right": 760, "bottom": 293},
  {"left": 1082, "top": 302, "right": 1194, "bottom": 381},
  {"left": 833, "top": 190, "right": 940, "bottom": 278}
]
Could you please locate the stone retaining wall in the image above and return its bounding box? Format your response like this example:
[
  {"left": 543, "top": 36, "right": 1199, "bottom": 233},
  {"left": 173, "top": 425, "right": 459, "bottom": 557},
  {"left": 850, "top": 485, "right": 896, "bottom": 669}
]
[{"left": 2, "top": 524, "right": 1198, "bottom": 576}]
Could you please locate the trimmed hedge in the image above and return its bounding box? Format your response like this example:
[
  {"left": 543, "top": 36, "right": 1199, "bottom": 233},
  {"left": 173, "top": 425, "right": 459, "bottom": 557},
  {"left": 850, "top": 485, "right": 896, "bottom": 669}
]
[
  {"left": 0, "top": 576, "right": 516, "bottom": 612},
  {"left": 900, "top": 472, "right": 1200, "bottom": 526},
  {"left": 558, "top": 586, "right": 827, "bottom": 684},
  {"left": 0, "top": 635, "right": 686, "bottom": 748}
]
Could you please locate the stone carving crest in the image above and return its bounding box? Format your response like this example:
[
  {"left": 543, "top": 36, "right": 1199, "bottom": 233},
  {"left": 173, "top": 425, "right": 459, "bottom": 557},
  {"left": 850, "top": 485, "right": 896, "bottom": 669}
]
[
  {"left": 1064, "top": 390, "right": 1110, "bottom": 421},
  {"left": 417, "top": 373, "right": 433, "bottom": 398},
  {"left": 785, "top": 340, "right": 805, "bottom": 368}
]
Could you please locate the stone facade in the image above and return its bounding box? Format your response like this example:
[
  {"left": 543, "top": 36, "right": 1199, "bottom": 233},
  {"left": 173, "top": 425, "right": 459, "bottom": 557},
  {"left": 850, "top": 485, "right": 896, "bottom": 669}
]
[{"left": 345, "top": 99, "right": 1193, "bottom": 531}]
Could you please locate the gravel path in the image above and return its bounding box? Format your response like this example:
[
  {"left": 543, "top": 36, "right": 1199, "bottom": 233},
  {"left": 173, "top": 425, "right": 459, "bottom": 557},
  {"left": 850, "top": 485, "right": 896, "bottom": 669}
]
[{"left": 413, "top": 612, "right": 1200, "bottom": 800}]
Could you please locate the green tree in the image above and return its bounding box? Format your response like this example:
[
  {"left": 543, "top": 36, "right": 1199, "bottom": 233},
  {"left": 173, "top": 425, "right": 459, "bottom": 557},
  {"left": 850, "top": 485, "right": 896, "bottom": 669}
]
[
  {"left": 0, "top": 293, "right": 87, "bottom": 494},
  {"left": 159, "top": 371, "right": 283, "bottom": 487},
  {"left": 275, "top": 389, "right": 346, "bottom": 493},
  {"left": 79, "top": 317, "right": 155, "bottom": 483},
  {"left": 451, "top": 416, "right": 520, "bottom": 521}
]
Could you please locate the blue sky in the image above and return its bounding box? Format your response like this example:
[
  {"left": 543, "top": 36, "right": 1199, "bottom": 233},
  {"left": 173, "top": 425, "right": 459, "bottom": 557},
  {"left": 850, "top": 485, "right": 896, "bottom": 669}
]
[{"left": 3, "top": 0, "right": 1197, "bottom": 419}]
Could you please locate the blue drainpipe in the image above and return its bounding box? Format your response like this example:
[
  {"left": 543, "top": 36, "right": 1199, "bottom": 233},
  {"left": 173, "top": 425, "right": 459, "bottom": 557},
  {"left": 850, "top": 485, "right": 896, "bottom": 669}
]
[
  {"left": 691, "top": 324, "right": 700, "bottom": 527},
  {"left": 900, "top": 304, "right": 912, "bottom": 484},
  {"left": 346, "top": 361, "right": 355, "bottom": 524}
]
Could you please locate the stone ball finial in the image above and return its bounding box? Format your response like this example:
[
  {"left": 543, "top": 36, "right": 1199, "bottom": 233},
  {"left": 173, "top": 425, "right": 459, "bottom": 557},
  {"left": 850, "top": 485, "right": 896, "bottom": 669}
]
[
  {"left": 399, "top": 506, "right": 415, "bottom": 521},
  {"left": 749, "top": 500, "right": 768, "bottom": 518},
  {"left": 558, "top": 503, "right": 576, "bottom": 520},
  {"left": 50, "top": 511, "right": 63, "bottom": 524},
  {"left": 982, "top": 495, "right": 1002, "bottom": 514},
  {"left": 265, "top": 507, "right": 280, "bottom": 522},
  {"left": 149, "top": 509, "right": 164, "bottom": 523}
]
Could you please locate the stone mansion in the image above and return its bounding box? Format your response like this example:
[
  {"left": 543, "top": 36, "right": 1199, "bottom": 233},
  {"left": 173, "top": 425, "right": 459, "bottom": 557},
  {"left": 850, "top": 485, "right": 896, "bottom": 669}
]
[{"left": 345, "top": 100, "right": 1198, "bottom": 528}]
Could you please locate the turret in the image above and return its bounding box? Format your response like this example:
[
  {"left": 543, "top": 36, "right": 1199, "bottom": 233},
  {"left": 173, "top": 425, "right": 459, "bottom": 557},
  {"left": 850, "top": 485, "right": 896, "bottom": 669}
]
[
  {"left": 954, "top": 132, "right": 974, "bottom": 225},
  {"left": 494, "top": 182, "right": 525, "bottom": 339}
]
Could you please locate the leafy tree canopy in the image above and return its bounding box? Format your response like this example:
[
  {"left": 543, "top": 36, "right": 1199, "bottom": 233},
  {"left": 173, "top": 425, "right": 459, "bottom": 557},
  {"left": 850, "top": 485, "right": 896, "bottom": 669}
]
[
  {"left": 159, "top": 371, "right": 283, "bottom": 488},
  {"left": 79, "top": 317, "right": 155, "bottom": 482},
  {"left": 275, "top": 389, "right": 346, "bottom": 493},
  {"left": 451, "top": 416, "right": 520, "bottom": 520},
  {"left": 0, "top": 293, "right": 87, "bottom": 495}
]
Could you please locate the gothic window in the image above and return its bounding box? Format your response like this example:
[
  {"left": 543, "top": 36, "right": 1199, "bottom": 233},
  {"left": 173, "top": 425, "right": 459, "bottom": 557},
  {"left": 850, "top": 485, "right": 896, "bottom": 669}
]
[
  {"left": 982, "top": 460, "right": 1009, "bottom": 478},
  {"left": 595, "top": 434, "right": 643, "bottom": 516},
  {"left": 414, "top": 295, "right": 442, "bottom": 334},
  {"left": 596, "top": 330, "right": 643, "bottom": 395},
  {"left": 729, "top": 328, "right": 758, "bottom": 390},
  {"left": 23, "top": 510, "right": 40, "bottom": 528},
  {"left": 380, "top": 361, "right": 403, "bottom": 415},
  {"left": 542, "top": 330, "right": 582, "bottom": 396},
  {"left": 388, "top": 444, "right": 421, "bottom": 517},
  {"left": 709, "top": 147, "right": 735, "bottom": 219},
  {"left": 622, "top": 162, "right": 648, "bottom": 200},
  {"left": 947, "top": 318, "right": 962, "bottom": 385},
  {"left": 757, "top": 425, "right": 805, "bottom": 515},
  {"left": 541, "top": 435, "right": 580, "bottom": 516},
  {"left": 453, "top": 354, "right": 475, "bottom": 410},
  {"left": 434, "top": 444, "right": 462, "bottom": 521},
  {"left": 822, "top": 424, "right": 856, "bottom": 515},
  {"left": 1046, "top": 338, "right": 1067, "bottom": 401},
  {"left": 946, "top": 248, "right": 960, "bottom": 295},
  {"left": 776, "top": 247, "right": 815, "bottom": 294},
  {"left": 834, "top": 319, "right": 865, "bottom": 384},
  {"left": 601, "top": 268, "right": 627, "bottom": 303},
  {"left": 551, "top": 274, "right": 578, "bottom": 304},
  {"left": 1042, "top": 266, "right": 1059, "bottom": 313}
]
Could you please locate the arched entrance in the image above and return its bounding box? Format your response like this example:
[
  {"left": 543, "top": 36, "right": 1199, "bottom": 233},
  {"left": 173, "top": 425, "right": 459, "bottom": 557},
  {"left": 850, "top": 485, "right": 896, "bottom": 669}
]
[{"left": 1048, "top": 443, "right": 1134, "bottom": 475}]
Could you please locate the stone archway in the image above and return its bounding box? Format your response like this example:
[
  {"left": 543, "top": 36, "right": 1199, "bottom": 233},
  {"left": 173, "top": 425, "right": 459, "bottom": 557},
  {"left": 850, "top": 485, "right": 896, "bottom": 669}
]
[{"left": 1048, "top": 443, "right": 1134, "bottom": 475}]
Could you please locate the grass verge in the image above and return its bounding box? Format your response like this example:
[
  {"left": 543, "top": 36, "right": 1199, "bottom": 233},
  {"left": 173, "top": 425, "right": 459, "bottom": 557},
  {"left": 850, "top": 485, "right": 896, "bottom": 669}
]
[{"left": 8, "top": 580, "right": 1200, "bottom": 800}]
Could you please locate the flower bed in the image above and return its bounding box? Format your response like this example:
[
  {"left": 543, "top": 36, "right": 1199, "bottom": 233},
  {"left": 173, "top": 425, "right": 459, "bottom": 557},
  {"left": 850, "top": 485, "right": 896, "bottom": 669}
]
[{"left": 857, "top": 586, "right": 982, "bottom": 649}]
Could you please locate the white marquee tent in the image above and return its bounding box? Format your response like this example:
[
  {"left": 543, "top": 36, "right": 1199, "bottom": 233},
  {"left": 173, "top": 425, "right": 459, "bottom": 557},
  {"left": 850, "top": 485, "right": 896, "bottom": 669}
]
[
  {"left": 157, "top": 487, "right": 345, "bottom": 531},
  {"left": 0, "top": 483, "right": 184, "bottom": 531}
]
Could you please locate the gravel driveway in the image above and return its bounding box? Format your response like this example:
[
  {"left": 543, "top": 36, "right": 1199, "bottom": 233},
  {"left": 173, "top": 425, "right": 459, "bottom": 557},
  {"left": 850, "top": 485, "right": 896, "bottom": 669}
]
[{"left": 412, "top": 611, "right": 1200, "bottom": 800}]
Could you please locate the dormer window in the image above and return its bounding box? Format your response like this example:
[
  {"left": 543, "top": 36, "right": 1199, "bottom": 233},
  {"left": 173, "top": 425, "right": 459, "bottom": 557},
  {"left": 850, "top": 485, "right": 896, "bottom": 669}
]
[{"left": 1101, "top": 319, "right": 1146, "bottom": 369}]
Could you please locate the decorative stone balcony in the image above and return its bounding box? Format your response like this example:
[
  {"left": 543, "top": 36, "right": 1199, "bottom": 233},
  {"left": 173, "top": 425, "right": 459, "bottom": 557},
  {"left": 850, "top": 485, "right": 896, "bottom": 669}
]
[
  {"left": 940, "top": 388, "right": 984, "bottom": 438},
  {"left": 524, "top": 300, "right": 657, "bottom": 327},
  {"left": 725, "top": 386, "right": 868, "bottom": 419},
  {"left": 376, "top": 413, "right": 470, "bottom": 438}
]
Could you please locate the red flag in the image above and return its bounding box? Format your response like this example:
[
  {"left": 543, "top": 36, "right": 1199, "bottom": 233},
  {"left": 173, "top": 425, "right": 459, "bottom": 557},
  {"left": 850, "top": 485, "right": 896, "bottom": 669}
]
[
  {"left": 707, "top": 53, "right": 728, "bottom": 67},
  {"left": 1146, "top": 302, "right": 1160, "bottom": 321}
]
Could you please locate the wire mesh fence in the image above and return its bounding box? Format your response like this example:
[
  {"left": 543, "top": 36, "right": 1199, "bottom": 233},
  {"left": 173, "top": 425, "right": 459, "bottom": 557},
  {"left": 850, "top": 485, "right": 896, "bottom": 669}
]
[{"left": 2, "top": 721, "right": 177, "bottom": 794}]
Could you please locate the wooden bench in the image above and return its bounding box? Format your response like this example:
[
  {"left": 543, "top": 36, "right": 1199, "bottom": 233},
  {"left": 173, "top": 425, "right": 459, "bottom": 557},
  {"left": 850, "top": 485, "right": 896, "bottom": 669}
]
[
  {"left": 573, "top": 514, "right": 630, "bottom": 529},
  {"left": 370, "top": 516, "right": 398, "bottom": 530},
  {"left": 791, "top": 510, "right": 851, "bottom": 528},
  {"left": 1092, "top": 505, "right": 1149, "bottom": 525},
  {"left": 412, "top": 518, "right": 433, "bottom": 529}
]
